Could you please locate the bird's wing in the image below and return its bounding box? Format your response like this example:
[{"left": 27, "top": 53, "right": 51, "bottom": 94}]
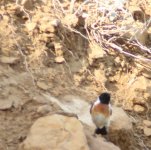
[
  {"left": 90, "top": 98, "right": 100, "bottom": 114},
  {"left": 109, "top": 104, "right": 112, "bottom": 115},
  {"left": 90, "top": 102, "right": 94, "bottom": 114}
]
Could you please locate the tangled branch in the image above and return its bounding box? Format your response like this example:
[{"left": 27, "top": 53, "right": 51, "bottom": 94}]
[{"left": 52, "top": 0, "right": 151, "bottom": 64}]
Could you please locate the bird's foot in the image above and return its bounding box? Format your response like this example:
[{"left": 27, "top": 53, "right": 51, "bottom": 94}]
[{"left": 95, "top": 127, "right": 107, "bottom": 135}]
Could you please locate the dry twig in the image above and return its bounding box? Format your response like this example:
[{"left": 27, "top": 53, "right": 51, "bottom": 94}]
[{"left": 9, "top": 19, "right": 36, "bottom": 86}]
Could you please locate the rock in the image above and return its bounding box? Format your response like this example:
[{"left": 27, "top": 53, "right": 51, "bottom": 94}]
[
  {"left": 0, "top": 100, "right": 13, "bottom": 110},
  {"left": 129, "top": 6, "right": 144, "bottom": 22},
  {"left": 20, "top": 0, "right": 33, "bottom": 10},
  {"left": 147, "top": 27, "right": 151, "bottom": 40},
  {"left": 143, "top": 120, "right": 151, "bottom": 127},
  {"left": 2, "top": 15, "right": 9, "bottom": 22},
  {"left": 54, "top": 43, "right": 62, "bottom": 51},
  {"left": 142, "top": 70, "right": 151, "bottom": 79},
  {"left": 137, "top": 125, "right": 144, "bottom": 130},
  {"left": 88, "top": 44, "right": 105, "bottom": 60},
  {"left": 42, "top": 94, "right": 95, "bottom": 127},
  {"left": 73, "top": 74, "right": 83, "bottom": 86},
  {"left": 37, "top": 81, "right": 49, "bottom": 90},
  {"left": 46, "top": 42, "right": 54, "bottom": 49},
  {"left": 40, "top": 24, "right": 55, "bottom": 33},
  {"left": 108, "top": 107, "right": 135, "bottom": 150},
  {"left": 81, "top": 12, "right": 89, "bottom": 18},
  {"left": 69, "top": 60, "right": 83, "bottom": 73},
  {"left": 94, "top": 69, "right": 106, "bottom": 83},
  {"left": 110, "top": 107, "right": 132, "bottom": 131},
  {"left": 62, "top": 14, "right": 78, "bottom": 27},
  {"left": 55, "top": 56, "right": 65, "bottom": 63},
  {"left": 144, "top": 93, "right": 150, "bottom": 99},
  {"left": 133, "top": 104, "right": 145, "bottom": 113},
  {"left": 41, "top": 94, "right": 136, "bottom": 150},
  {"left": 132, "top": 97, "right": 146, "bottom": 105},
  {"left": 51, "top": 19, "right": 61, "bottom": 27},
  {"left": 19, "top": 115, "right": 89, "bottom": 150},
  {"left": 120, "top": 60, "right": 125, "bottom": 67},
  {"left": 127, "top": 0, "right": 151, "bottom": 18},
  {"left": 0, "top": 56, "right": 19, "bottom": 64},
  {"left": 85, "top": 130, "right": 121, "bottom": 150},
  {"left": 144, "top": 127, "right": 151, "bottom": 136},
  {"left": 26, "top": 22, "right": 37, "bottom": 31},
  {"left": 109, "top": 12, "right": 118, "bottom": 22},
  {"left": 37, "top": 105, "right": 52, "bottom": 115},
  {"left": 115, "top": 57, "right": 121, "bottom": 64}
]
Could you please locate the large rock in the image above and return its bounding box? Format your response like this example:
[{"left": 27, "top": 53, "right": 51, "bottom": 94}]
[
  {"left": 19, "top": 114, "right": 89, "bottom": 150},
  {"left": 85, "top": 130, "right": 121, "bottom": 150},
  {"left": 38, "top": 94, "right": 136, "bottom": 149},
  {"left": 109, "top": 107, "right": 132, "bottom": 131},
  {"left": 108, "top": 107, "right": 136, "bottom": 150},
  {"left": 42, "top": 94, "right": 95, "bottom": 127}
]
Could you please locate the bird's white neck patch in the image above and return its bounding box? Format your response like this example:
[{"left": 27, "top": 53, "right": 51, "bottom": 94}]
[
  {"left": 109, "top": 103, "right": 112, "bottom": 109},
  {"left": 94, "top": 98, "right": 100, "bottom": 106}
]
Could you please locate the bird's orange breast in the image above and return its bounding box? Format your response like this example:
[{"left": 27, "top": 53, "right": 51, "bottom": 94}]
[{"left": 91, "top": 103, "right": 110, "bottom": 118}]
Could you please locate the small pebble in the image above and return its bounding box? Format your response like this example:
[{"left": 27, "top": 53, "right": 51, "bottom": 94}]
[
  {"left": 144, "top": 127, "right": 151, "bottom": 136},
  {"left": 37, "top": 105, "right": 52, "bottom": 115},
  {"left": 143, "top": 120, "right": 151, "bottom": 127},
  {"left": 133, "top": 104, "right": 145, "bottom": 113}
]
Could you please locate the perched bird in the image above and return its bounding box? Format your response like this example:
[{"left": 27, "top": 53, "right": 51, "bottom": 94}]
[{"left": 90, "top": 92, "right": 112, "bottom": 135}]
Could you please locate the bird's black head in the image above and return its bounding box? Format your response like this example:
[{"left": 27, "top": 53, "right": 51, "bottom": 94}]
[{"left": 99, "top": 92, "right": 110, "bottom": 104}]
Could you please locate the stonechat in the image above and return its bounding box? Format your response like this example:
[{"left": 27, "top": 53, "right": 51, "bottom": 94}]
[{"left": 90, "top": 92, "right": 112, "bottom": 135}]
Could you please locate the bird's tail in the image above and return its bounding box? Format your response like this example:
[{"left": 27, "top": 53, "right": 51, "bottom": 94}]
[{"left": 95, "top": 126, "right": 107, "bottom": 135}]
